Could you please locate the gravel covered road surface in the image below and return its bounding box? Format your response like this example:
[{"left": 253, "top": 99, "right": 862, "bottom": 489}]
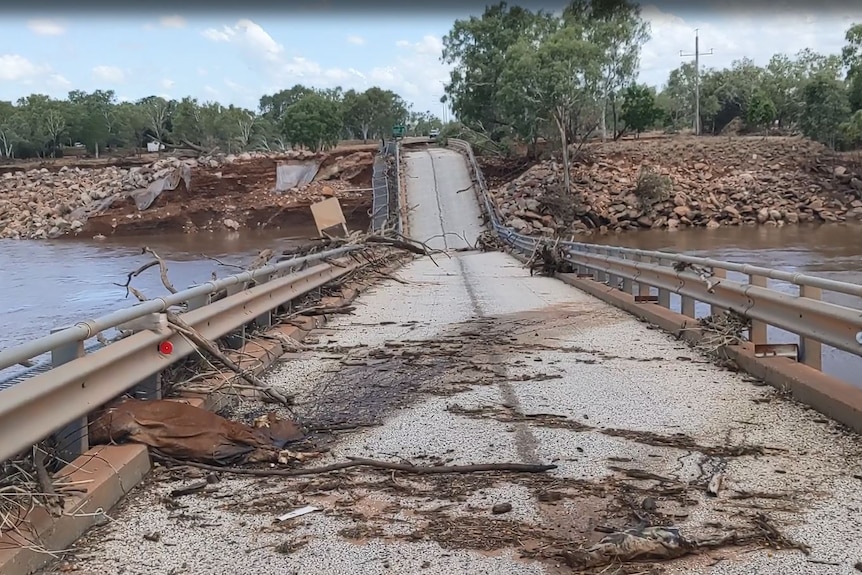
[{"left": 49, "top": 146, "right": 862, "bottom": 575}]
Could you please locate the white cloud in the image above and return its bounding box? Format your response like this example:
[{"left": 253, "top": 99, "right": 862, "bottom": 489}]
[
  {"left": 91, "top": 65, "right": 126, "bottom": 83},
  {"left": 204, "top": 19, "right": 365, "bottom": 93},
  {"left": 201, "top": 27, "right": 235, "bottom": 42},
  {"left": 202, "top": 19, "right": 283, "bottom": 63},
  {"left": 0, "top": 54, "right": 50, "bottom": 81},
  {"left": 27, "top": 19, "right": 65, "bottom": 36},
  {"left": 161, "top": 78, "right": 175, "bottom": 90},
  {"left": 159, "top": 15, "right": 186, "bottom": 29},
  {"left": 197, "top": 67, "right": 208, "bottom": 76},
  {"left": 346, "top": 35, "right": 365, "bottom": 46}
]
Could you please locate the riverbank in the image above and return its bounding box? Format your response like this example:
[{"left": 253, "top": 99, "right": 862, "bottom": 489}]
[
  {"left": 481, "top": 135, "right": 862, "bottom": 236},
  {"left": 0, "top": 145, "right": 379, "bottom": 240}
]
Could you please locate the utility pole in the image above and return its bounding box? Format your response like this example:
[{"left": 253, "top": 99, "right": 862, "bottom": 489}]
[{"left": 679, "top": 29, "right": 713, "bottom": 136}]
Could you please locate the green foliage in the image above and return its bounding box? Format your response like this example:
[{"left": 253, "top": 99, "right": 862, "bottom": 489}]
[
  {"left": 744, "top": 89, "right": 777, "bottom": 130},
  {"left": 0, "top": 84, "right": 434, "bottom": 160},
  {"left": 620, "top": 83, "right": 661, "bottom": 135},
  {"left": 840, "top": 110, "right": 862, "bottom": 148},
  {"left": 800, "top": 74, "right": 851, "bottom": 149},
  {"left": 444, "top": 0, "right": 651, "bottom": 146},
  {"left": 281, "top": 93, "right": 343, "bottom": 152}
]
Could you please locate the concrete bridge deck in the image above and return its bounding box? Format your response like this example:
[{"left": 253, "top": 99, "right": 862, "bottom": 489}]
[{"left": 51, "top": 148, "right": 862, "bottom": 575}]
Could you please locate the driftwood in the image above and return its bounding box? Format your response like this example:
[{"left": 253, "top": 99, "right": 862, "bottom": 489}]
[
  {"left": 117, "top": 249, "right": 295, "bottom": 410},
  {"left": 528, "top": 240, "right": 575, "bottom": 277},
  {"left": 166, "top": 312, "right": 294, "bottom": 410},
  {"left": 154, "top": 455, "right": 557, "bottom": 477}
]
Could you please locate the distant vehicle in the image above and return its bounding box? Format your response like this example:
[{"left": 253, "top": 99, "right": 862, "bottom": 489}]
[{"left": 429, "top": 128, "right": 440, "bottom": 139}]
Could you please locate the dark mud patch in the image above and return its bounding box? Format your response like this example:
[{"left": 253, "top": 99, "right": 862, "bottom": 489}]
[
  {"left": 292, "top": 304, "right": 667, "bottom": 428},
  {"left": 445, "top": 403, "right": 781, "bottom": 459}
]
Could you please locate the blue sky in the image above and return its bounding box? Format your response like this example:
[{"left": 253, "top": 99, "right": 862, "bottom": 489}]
[{"left": 1, "top": 5, "right": 861, "bottom": 116}]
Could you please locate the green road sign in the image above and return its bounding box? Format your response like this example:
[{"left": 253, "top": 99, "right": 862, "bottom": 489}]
[{"left": 392, "top": 125, "right": 406, "bottom": 138}]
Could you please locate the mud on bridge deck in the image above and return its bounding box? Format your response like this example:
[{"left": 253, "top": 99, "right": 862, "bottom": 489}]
[{"left": 53, "top": 251, "right": 862, "bottom": 575}]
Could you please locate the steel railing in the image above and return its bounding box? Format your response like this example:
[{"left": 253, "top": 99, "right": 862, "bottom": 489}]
[
  {"left": 446, "top": 138, "right": 862, "bottom": 374},
  {"left": 0, "top": 245, "right": 372, "bottom": 464},
  {"left": 370, "top": 140, "right": 402, "bottom": 234}
]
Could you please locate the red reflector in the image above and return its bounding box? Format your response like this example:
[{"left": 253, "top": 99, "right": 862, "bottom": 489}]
[{"left": 159, "top": 341, "right": 174, "bottom": 355}]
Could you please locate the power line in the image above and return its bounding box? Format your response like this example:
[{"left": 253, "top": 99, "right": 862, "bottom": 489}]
[{"left": 679, "top": 28, "right": 713, "bottom": 136}]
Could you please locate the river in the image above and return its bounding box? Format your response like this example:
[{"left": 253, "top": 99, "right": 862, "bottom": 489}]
[{"left": 2, "top": 223, "right": 861, "bottom": 385}]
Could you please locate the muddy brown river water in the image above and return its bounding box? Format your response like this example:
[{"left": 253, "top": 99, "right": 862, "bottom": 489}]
[{"left": 2, "top": 223, "right": 861, "bottom": 385}]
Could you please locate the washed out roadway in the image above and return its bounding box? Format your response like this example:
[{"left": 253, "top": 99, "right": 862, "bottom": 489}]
[{"left": 55, "top": 147, "right": 862, "bottom": 575}]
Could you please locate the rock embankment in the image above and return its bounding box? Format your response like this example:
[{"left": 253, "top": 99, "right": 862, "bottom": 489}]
[
  {"left": 487, "top": 136, "right": 862, "bottom": 236},
  {"left": 0, "top": 149, "right": 374, "bottom": 239}
]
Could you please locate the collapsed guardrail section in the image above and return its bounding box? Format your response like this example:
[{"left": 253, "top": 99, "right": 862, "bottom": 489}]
[
  {"left": 446, "top": 138, "right": 862, "bottom": 390},
  {"left": 370, "top": 140, "right": 402, "bottom": 234}
]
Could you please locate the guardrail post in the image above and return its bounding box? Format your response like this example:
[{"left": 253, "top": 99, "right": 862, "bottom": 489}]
[
  {"left": 637, "top": 255, "right": 651, "bottom": 298},
  {"left": 748, "top": 275, "right": 768, "bottom": 345},
  {"left": 622, "top": 252, "right": 634, "bottom": 295},
  {"left": 50, "top": 328, "right": 89, "bottom": 462},
  {"left": 608, "top": 248, "right": 621, "bottom": 290},
  {"left": 186, "top": 284, "right": 210, "bottom": 311},
  {"left": 681, "top": 292, "right": 696, "bottom": 317},
  {"left": 657, "top": 257, "right": 671, "bottom": 307},
  {"left": 710, "top": 267, "right": 727, "bottom": 316},
  {"left": 226, "top": 282, "right": 245, "bottom": 297},
  {"left": 254, "top": 273, "right": 274, "bottom": 329},
  {"left": 799, "top": 285, "right": 823, "bottom": 370}
]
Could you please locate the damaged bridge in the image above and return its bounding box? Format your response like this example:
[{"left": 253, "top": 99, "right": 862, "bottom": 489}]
[{"left": 2, "top": 140, "right": 862, "bottom": 575}]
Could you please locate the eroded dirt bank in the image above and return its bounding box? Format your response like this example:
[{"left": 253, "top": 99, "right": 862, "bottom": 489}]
[
  {"left": 0, "top": 146, "right": 378, "bottom": 239},
  {"left": 481, "top": 135, "right": 862, "bottom": 236}
]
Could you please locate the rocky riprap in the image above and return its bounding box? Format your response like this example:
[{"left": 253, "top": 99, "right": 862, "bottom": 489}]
[
  {"left": 0, "top": 150, "right": 373, "bottom": 240},
  {"left": 488, "top": 136, "right": 862, "bottom": 236}
]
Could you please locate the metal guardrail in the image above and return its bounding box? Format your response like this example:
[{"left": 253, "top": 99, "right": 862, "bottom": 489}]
[
  {"left": 446, "top": 138, "right": 862, "bottom": 374},
  {"left": 0, "top": 246, "right": 366, "bottom": 464},
  {"left": 371, "top": 153, "right": 390, "bottom": 232},
  {"left": 370, "top": 140, "right": 401, "bottom": 234}
]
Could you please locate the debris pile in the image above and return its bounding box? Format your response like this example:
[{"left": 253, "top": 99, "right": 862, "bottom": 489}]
[
  {"left": 486, "top": 136, "right": 862, "bottom": 236},
  {"left": 0, "top": 149, "right": 375, "bottom": 239}
]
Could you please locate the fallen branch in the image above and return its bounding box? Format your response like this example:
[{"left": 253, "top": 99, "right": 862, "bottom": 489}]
[
  {"left": 114, "top": 247, "right": 177, "bottom": 297},
  {"left": 165, "top": 312, "right": 294, "bottom": 410},
  {"left": 298, "top": 304, "right": 356, "bottom": 316},
  {"left": 33, "top": 446, "right": 61, "bottom": 516},
  {"left": 155, "top": 455, "right": 557, "bottom": 477}
]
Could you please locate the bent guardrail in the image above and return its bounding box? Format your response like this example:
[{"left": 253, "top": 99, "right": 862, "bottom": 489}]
[
  {"left": 446, "top": 138, "right": 862, "bottom": 377},
  {"left": 370, "top": 139, "right": 402, "bottom": 234},
  {"left": 0, "top": 245, "right": 367, "bottom": 464}
]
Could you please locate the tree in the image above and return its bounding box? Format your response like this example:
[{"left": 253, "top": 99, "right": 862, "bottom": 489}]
[
  {"left": 499, "top": 19, "right": 603, "bottom": 194},
  {"left": 799, "top": 73, "right": 850, "bottom": 149},
  {"left": 280, "top": 93, "right": 342, "bottom": 152},
  {"left": 341, "top": 87, "right": 407, "bottom": 142},
  {"left": 259, "top": 85, "right": 313, "bottom": 121},
  {"left": 442, "top": 3, "right": 552, "bottom": 137},
  {"left": 563, "top": 0, "right": 651, "bottom": 140},
  {"left": 620, "top": 83, "right": 660, "bottom": 137},
  {"left": 137, "top": 96, "right": 172, "bottom": 145},
  {"left": 744, "top": 88, "right": 776, "bottom": 130}
]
